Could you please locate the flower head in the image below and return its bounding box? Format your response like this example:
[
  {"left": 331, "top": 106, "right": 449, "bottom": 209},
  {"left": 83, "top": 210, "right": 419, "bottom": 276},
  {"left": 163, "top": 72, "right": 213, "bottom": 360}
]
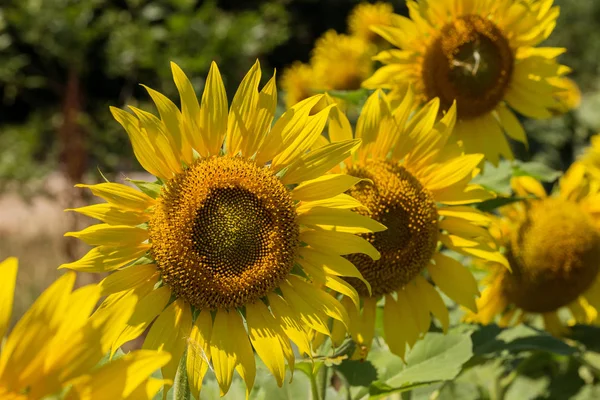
[
  {"left": 468, "top": 164, "right": 600, "bottom": 336},
  {"left": 0, "top": 258, "right": 170, "bottom": 400},
  {"left": 363, "top": 0, "right": 568, "bottom": 164},
  {"left": 348, "top": 2, "right": 395, "bottom": 45},
  {"left": 312, "top": 30, "right": 376, "bottom": 92},
  {"left": 319, "top": 89, "right": 507, "bottom": 360},
  {"left": 61, "top": 61, "right": 384, "bottom": 397},
  {"left": 280, "top": 62, "right": 317, "bottom": 108}
]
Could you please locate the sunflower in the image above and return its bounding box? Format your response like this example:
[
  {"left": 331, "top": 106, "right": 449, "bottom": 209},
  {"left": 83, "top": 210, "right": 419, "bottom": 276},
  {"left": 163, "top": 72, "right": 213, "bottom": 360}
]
[
  {"left": 549, "top": 76, "right": 581, "bottom": 115},
  {"left": 348, "top": 2, "right": 394, "bottom": 46},
  {"left": 280, "top": 62, "right": 318, "bottom": 108},
  {"left": 60, "top": 61, "right": 385, "bottom": 397},
  {"left": 363, "top": 0, "right": 567, "bottom": 165},
  {"left": 468, "top": 164, "right": 600, "bottom": 336},
  {"left": 581, "top": 134, "right": 600, "bottom": 180},
  {"left": 0, "top": 258, "right": 170, "bottom": 400},
  {"left": 317, "top": 89, "right": 508, "bottom": 360},
  {"left": 312, "top": 30, "right": 376, "bottom": 92}
]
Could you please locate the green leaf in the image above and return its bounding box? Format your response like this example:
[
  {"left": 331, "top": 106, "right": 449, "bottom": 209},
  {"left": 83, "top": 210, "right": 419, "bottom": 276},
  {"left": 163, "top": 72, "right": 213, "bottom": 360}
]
[
  {"left": 512, "top": 160, "right": 562, "bottom": 183},
  {"left": 128, "top": 178, "right": 162, "bottom": 199},
  {"left": 475, "top": 196, "right": 530, "bottom": 212},
  {"left": 335, "top": 359, "right": 378, "bottom": 388},
  {"left": 367, "top": 332, "right": 473, "bottom": 399},
  {"left": 471, "top": 324, "right": 577, "bottom": 359},
  {"left": 326, "top": 89, "right": 370, "bottom": 106}
]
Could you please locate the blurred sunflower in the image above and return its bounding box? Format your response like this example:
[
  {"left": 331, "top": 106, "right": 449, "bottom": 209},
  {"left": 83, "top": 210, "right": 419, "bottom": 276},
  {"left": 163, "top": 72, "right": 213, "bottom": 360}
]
[
  {"left": 548, "top": 76, "right": 581, "bottom": 115},
  {"left": 312, "top": 30, "right": 376, "bottom": 92},
  {"left": 280, "top": 62, "right": 317, "bottom": 108},
  {"left": 0, "top": 258, "right": 170, "bottom": 400},
  {"left": 61, "top": 61, "right": 385, "bottom": 397},
  {"left": 468, "top": 165, "right": 600, "bottom": 336},
  {"left": 363, "top": 0, "right": 567, "bottom": 164},
  {"left": 317, "top": 89, "right": 508, "bottom": 360},
  {"left": 581, "top": 134, "right": 600, "bottom": 179},
  {"left": 348, "top": 2, "right": 394, "bottom": 46}
]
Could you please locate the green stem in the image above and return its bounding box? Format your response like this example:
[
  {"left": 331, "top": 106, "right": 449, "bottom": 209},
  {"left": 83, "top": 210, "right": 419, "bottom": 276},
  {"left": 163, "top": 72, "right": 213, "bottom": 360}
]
[
  {"left": 310, "top": 372, "right": 321, "bottom": 400},
  {"left": 319, "top": 364, "right": 328, "bottom": 400}
]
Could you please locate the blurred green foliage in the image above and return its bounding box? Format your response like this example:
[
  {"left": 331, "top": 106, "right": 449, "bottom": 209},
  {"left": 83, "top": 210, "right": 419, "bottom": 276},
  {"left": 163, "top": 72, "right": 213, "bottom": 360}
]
[{"left": 0, "top": 0, "right": 292, "bottom": 186}]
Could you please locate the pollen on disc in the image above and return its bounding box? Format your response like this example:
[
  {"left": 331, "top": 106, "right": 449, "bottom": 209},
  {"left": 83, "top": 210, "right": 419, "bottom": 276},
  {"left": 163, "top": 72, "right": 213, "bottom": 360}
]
[
  {"left": 149, "top": 156, "right": 299, "bottom": 310},
  {"left": 500, "top": 198, "right": 600, "bottom": 313},
  {"left": 422, "top": 15, "right": 514, "bottom": 119},
  {"left": 345, "top": 160, "right": 439, "bottom": 296}
]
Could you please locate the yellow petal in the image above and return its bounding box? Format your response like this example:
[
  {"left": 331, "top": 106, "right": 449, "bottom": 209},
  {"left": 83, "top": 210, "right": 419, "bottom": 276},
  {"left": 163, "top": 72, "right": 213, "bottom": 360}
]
[
  {"left": 297, "top": 207, "right": 386, "bottom": 234},
  {"left": 0, "top": 258, "right": 18, "bottom": 340},
  {"left": 277, "top": 280, "right": 331, "bottom": 335},
  {"left": 143, "top": 298, "right": 191, "bottom": 387},
  {"left": 226, "top": 60, "right": 261, "bottom": 156},
  {"left": 281, "top": 139, "right": 362, "bottom": 185},
  {"left": 142, "top": 84, "right": 192, "bottom": 165},
  {"left": 111, "top": 286, "right": 172, "bottom": 355},
  {"left": 404, "top": 283, "right": 431, "bottom": 336},
  {"left": 382, "top": 294, "right": 407, "bottom": 359},
  {"left": 291, "top": 174, "right": 364, "bottom": 201},
  {"left": 75, "top": 183, "right": 155, "bottom": 211},
  {"left": 170, "top": 62, "right": 206, "bottom": 157},
  {"left": 428, "top": 253, "right": 479, "bottom": 312},
  {"left": 298, "top": 247, "right": 371, "bottom": 294},
  {"left": 69, "top": 350, "right": 171, "bottom": 400},
  {"left": 511, "top": 176, "right": 547, "bottom": 198},
  {"left": 255, "top": 95, "right": 325, "bottom": 166},
  {"left": 271, "top": 104, "right": 335, "bottom": 171},
  {"left": 438, "top": 206, "right": 491, "bottom": 224},
  {"left": 296, "top": 194, "right": 366, "bottom": 213},
  {"left": 64, "top": 224, "right": 148, "bottom": 246},
  {"left": 99, "top": 264, "right": 158, "bottom": 296},
  {"left": 424, "top": 154, "right": 484, "bottom": 192},
  {"left": 246, "top": 301, "right": 294, "bottom": 387},
  {"left": 288, "top": 276, "right": 349, "bottom": 329},
  {"left": 200, "top": 62, "right": 228, "bottom": 156},
  {"left": 242, "top": 74, "right": 277, "bottom": 157},
  {"left": 414, "top": 276, "right": 449, "bottom": 332},
  {"left": 355, "top": 89, "right": 389, "bottom": 148},
  {"left": 328, "top": 101, "right": 353, "bottom": 143},
  {"left": 187, "top": 311, "right": 212, "bottom": 400},
  {"left": 267, "top": 293, "right": 313, "bottom": 356},
  {"left": 300, "top": 230, "right": 380, "bottom": 260},
  {"left": 67, "top": 204, "right": 148, "bottom": 226},
  {"left": 210, "top": 310, "right": 240, "bottom": 395},
  {"left": 59, "top": 244, "right": 151, "bottom": 272},
  {"left": 395, "top": 289, "right": 420, "bottom": 348},
  {"left": 110, "top": 107, "right": 171, "bottom": 180}
]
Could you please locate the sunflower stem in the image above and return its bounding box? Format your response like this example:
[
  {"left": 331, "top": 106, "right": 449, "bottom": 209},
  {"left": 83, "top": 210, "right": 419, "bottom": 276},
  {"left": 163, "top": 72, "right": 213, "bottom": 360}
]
[
  {"left": 310, "top": 373, "right": 321, "bottom": 400},
  {"left": 319, "top": 363, "right": 328, "bottom": 400}
]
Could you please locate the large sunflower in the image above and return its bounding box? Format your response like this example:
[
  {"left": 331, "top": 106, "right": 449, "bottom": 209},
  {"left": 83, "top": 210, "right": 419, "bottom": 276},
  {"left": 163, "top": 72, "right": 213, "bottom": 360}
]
[
  {"left": 363, "top": 0, "right": 567, "bottom": 164},
  {"left": 318, "top": 89, "right": 508, "bottom": 360},
  {"left": 0, "top": 258, "right": 170, "bottom": 400},
  {"left": 61, "top": 61, "right": 385, "bottom": 397},
  {"left": 468, "top": 164, "right": 600, "bottom": 336}
]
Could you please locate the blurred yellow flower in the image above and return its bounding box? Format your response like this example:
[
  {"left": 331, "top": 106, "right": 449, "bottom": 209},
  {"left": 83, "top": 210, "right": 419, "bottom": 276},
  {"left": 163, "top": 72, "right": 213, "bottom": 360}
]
[
  {"left": 363, "top": 0, "right": 568, "bottom": 165},
  {"left": 0, "top": 258, "right": 170, "bottom": 400},
  {"left": 549, "top": 76, "right": 582, "bottom": 115},
  {"left": 312, "top": 30, "right": 376, "bottom": 91},
  {"left": 316, "top": 90, "right": 507, "bottom": 360},
  {"left": 61, "top": 61, "right": 385, "bottom": 397},
  {"left": 348, "top": 2, "right": 394, "bottom": 45},
  {"left": 467, "top": 164, "right": 600, "bottom": 336},
  {"left": 280, "top": 61, "right": 317, "bottom": 108}
]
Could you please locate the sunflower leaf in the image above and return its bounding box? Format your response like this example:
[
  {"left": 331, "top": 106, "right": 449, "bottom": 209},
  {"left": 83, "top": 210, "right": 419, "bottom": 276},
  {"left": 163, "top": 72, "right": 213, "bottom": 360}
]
[{"left": 128, "top": 178, "right": 163, "bottom": 199}]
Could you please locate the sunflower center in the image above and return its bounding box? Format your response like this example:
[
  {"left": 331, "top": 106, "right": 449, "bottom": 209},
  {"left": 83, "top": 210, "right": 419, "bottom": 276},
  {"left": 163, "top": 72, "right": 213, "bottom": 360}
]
[
  {"left": 149, "top": 156, "right": 299, "bottom": 310},
  {"left": 344, "top": 160, "right": 439, "bottom": 296},
  {"left": 501, "top": 198, "right": 600, "bottom": 313},
  {"left": 422, "top": 15, "right": 514, "bottom": 119}
]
